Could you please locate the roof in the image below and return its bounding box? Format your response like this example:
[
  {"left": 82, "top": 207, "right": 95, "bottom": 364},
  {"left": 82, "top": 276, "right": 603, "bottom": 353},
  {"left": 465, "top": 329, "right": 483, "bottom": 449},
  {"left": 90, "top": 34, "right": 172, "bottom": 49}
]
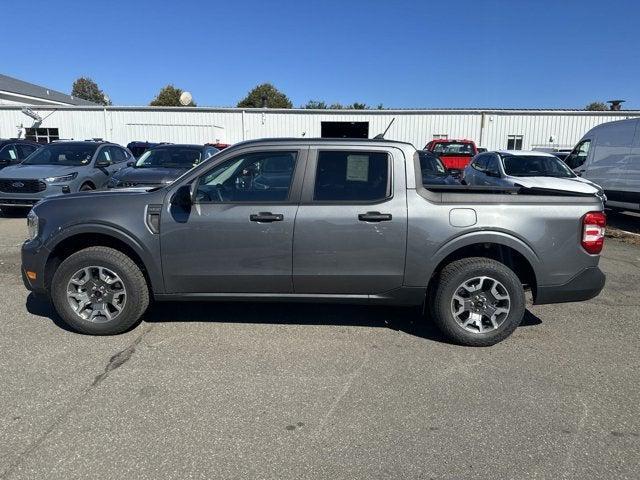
[
  {"left": 0, "top": 74, "right": 98, "bottom": 106},
  {"left": 149, "top": 144, "right": 204, "bottom": 149},
  {"left": 230, "top": 137, "right": 414, "bottom": 148},
  {"left": 496, "top": 150, "right": 558, "bottom": 157}
]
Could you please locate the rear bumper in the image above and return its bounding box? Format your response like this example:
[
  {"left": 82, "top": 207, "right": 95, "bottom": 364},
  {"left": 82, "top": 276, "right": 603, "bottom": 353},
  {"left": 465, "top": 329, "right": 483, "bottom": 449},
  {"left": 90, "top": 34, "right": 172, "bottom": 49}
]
[{"left": 534, "top": 266, "right": 605, "bottom": 305}]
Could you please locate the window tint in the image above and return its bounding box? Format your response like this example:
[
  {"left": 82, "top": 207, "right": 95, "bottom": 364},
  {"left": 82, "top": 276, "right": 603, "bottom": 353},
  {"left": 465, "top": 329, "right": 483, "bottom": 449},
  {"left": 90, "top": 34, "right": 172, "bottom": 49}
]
[
  {"left": 17, "top": 144, "right": 38, "bottom": 159},
  {"left": 502, "top": 155, "right": 575, "bottom": 178},
  {"left": 314, "top": 151, "right": 389, "bottom": 202},
  {"left": 95, "top": 148, "right": 111, "bottom": 164},
  {"left": 110, "top": 147, "right": 128, "bottom": 163},
  {"left": 0, "top": 145, "right": 18, "bottom": 162},
  {"left": 196, "top": 151, "right": 297, "bottom": 203},
  {"left": 565, "top": 140, "right": 591, "bottom": 169},
  {"left": 471, "top": 154, "right": 488, "bottom": 171},
  {"left": 486, "top": 155, "right": 500, "bottom": 175}
]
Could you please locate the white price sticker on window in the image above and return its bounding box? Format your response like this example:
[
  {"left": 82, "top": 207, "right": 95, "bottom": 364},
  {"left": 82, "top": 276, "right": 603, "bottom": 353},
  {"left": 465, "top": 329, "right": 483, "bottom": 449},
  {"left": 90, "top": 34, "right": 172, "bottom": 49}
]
[
  {"left": 346, "top": 155, "right": 369, "bottom": 182},
  {"left": 9, "top": 149, "right": 17, "bottom": 160}
]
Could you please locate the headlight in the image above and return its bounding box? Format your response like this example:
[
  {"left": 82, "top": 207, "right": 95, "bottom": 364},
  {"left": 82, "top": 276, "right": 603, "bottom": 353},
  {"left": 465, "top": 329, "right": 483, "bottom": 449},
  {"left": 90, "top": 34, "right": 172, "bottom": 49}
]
[
  {"left": 27, "top": 210, "right": 39, "bottom": 240},
  {"left": 44, "top": 172, "right": 78, "bottom": 183}
]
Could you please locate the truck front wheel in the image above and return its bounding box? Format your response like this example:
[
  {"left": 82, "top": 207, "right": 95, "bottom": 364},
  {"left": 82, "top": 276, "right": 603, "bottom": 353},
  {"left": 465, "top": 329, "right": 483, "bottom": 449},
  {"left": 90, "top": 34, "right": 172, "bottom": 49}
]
[
  {"left": 430, "top": 257, "right": 525, "bottom": 346},
  {"left": 51, "top": 246, "right": 150, "bottom": 335}
]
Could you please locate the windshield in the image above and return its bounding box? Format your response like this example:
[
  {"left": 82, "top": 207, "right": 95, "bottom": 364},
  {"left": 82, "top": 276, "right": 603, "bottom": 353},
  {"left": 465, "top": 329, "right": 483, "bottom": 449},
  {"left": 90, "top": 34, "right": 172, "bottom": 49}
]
[
  {"left": 419, "top": 151, "right": 447, "bottom": 176},
  {"left": 135, "top": 148, "right": 202, "bottom": 169},
  {"left": 431, "top": 142, "right": 475, "bottom": 156},
  {"left": 502, "top": 155, "right": 575, "bottom": 178},
  {"left": 22, "top": 144, "right": 97, "bottom": 166}
]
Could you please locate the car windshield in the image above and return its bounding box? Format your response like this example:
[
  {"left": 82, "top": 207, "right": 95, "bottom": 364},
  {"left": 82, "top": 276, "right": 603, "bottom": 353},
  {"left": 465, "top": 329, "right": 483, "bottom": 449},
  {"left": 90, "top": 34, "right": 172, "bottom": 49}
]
[
  {"left": 419, "top": 151, "right": 447, "bottom": 176},
  {"left": 22, "top": 144, "right": 97, "bottom": 166},
  {"left": 502, "top": 155, "right": 575, "bottom": 178},
  {"left": 135, "top": 148, "right": 201, "bottom": 169},
  {"left": 431, "top": 142, "right": 475, "bottom": 156}
]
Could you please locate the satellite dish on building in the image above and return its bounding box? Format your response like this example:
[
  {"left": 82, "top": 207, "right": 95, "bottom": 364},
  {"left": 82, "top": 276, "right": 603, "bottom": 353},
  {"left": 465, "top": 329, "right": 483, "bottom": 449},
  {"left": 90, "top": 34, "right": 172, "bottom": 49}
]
[{"left": 179, "top": 91, "right": 193, "bottom": 106}]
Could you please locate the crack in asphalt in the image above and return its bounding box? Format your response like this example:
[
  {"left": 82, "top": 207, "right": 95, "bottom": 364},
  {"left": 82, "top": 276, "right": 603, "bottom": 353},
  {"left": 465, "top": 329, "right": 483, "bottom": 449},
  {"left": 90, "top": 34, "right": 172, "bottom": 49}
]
[{"left": 0, "top": 325, "right": 154, "bottom": 480}]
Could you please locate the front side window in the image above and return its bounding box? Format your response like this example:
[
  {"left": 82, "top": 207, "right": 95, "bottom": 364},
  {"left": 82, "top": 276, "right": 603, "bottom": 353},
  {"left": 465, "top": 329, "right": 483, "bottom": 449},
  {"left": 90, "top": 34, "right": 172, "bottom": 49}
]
[
  {"left": 136, "top": 147, "right": 202, "bottom": 169},
  {"left": 486, "top": 155, "right": 500, "bottom": 176},
  {"left": 471, "top": 154, "right": 488, "bottom": 171},
  {"left": 110, "top": 147, "right": 128, "bottom": 163},
  {"left": 565, "top": 140, "right": 591, "bottom": 169},
  {"left": 196, "top": 151, "right": 297, "bottom": 203},
  {"left": 22, "top": 144, "right": 97, "bottom": 166},
  {"left": 314, "top": 151, "right": 389, "bottom": 202},
  {"left": 501, "top": 155, "right": 575, "bottom": 178}
]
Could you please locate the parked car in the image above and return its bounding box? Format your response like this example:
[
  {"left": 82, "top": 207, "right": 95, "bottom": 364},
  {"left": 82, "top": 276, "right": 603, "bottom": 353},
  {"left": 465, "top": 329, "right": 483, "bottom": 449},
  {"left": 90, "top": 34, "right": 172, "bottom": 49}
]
[
  {"left": 0, "top": 141, "right": 133, "bottom": 212},
  {"left": 424, "top": 139, "right": 479, "bottom": 175},
  {"left": 0, "top": 139, "right": 40, "bottom": 169},
  {"left": 107, "top": 144, "right": 219, "bottom": 188},
  {"left": 419, "top": 150, "right": 459, "bottom": 186},
  {"left": 126, "top": 141, "right": 164, "bottom": 159},
  {"left": 462, "top": 150, "right": 605, "bottom": 198},
  {"left": 565, "top": 118, "right": 640, "bottom": 212},
  {"left": 22, "top": 138, "right": 606, "bottom": 346}
]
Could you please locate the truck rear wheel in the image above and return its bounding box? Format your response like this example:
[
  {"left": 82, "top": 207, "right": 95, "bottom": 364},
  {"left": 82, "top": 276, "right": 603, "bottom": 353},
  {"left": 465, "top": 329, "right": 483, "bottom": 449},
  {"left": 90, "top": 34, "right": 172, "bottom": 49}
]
[
  {"left": 430, "top": 257, "right": 525, "bottom": 346},
  {"left": 51, "top": 246, "right": 149, "bottom": 335}
]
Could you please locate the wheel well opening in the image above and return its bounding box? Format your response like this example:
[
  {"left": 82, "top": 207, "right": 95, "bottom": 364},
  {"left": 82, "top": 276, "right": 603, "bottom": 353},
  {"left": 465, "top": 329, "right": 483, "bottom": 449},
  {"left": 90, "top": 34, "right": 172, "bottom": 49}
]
[
  {"left": 45, "top": 233, "right": 150, "bottom": 292},
  {"left": 428, "top": 243, "right": 537, "bottom": 298}
]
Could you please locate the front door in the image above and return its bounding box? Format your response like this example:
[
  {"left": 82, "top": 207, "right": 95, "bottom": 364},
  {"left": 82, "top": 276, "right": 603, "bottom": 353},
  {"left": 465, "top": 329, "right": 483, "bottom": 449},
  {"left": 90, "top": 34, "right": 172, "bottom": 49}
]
[
  {"left": 161, "top": 148, "right": 306, "bottom": 294},
  {"left": 293, "top": 147, "right": 407, "bottom": 294}
]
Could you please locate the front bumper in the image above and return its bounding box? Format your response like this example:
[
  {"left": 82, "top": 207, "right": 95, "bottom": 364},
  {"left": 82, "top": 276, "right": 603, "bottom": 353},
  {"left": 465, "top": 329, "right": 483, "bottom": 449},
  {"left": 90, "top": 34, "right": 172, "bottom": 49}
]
[
  {"left": 534, "top": 266, "right": 606, "bottom": 305},
  {"left": 0, "top": 184, "right": 74, "bottom": 207},
  {"left": 21, "top": 239, "right": 51, "bottom": 296}
]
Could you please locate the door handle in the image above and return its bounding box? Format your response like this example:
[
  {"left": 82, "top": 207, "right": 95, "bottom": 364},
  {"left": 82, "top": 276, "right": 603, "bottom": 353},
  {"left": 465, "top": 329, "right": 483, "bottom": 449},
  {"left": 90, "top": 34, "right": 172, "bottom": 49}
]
[
  {"left": 358, "top": 211, "right": 392, "bottom": 222},
  {"left": 250, "top": 212, "right": 284, "bottom": 222}
]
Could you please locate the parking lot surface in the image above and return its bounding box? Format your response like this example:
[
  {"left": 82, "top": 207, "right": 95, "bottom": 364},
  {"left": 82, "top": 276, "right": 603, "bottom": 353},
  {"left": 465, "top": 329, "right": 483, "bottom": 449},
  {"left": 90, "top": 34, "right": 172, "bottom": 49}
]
[{"left": 0, "top": 215, "right": 638, "bottom": 480}]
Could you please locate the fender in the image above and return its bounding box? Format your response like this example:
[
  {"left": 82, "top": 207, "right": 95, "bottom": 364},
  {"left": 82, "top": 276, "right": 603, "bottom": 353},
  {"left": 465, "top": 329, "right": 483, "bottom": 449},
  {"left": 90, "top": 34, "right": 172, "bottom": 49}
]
[
  {"left": 424, "top": 229, "right": 542, "bottom": 284},
  {"left": 44, "top": 222, "right": 165, "bottom": 294}
]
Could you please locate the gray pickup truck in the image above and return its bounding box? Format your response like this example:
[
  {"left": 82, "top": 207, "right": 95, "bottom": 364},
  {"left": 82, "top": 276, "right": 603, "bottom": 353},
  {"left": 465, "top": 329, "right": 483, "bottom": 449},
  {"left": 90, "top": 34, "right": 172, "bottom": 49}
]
[{"left": 21, "top": 138, "right": 606, "bottom": 346}]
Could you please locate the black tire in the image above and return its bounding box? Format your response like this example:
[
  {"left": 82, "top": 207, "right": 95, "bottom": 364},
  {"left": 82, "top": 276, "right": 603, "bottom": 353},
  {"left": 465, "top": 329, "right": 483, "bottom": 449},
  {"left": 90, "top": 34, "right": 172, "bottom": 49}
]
[
  {"left": 429, "top": 257, "right": 525, "bottom": 347},
  {"left": 51, "top": 246, "right": 149, "bottom": 335},
  {"left": 79, "top": 182, "right": 95, "bottom": 191}
]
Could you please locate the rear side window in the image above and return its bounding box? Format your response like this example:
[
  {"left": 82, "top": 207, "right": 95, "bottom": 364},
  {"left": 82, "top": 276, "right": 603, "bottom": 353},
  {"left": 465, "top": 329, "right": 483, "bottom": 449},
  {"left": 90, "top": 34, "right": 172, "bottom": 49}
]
[
  {"left": 314, "top": 151, "right": 390, "bottom": 202},
  {"left": 471, "top": 154, "right": 488, "bottom": 171}
]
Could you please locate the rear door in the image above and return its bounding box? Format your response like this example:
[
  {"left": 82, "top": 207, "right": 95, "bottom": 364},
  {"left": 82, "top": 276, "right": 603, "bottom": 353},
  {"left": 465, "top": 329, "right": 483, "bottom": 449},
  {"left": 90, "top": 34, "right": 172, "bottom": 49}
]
[
  {"left": 160, "top": 146, "right": 307, "bottom": 293},
  {"left": 292, "top": 146, "right": 407, "bottom": 294}
]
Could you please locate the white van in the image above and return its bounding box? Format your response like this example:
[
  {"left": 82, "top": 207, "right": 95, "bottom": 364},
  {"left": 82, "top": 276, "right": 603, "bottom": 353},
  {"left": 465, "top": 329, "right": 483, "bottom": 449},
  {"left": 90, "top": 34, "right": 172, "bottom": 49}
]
[{"left": 566, "top": 118, "right": 640, "bottom": 211}]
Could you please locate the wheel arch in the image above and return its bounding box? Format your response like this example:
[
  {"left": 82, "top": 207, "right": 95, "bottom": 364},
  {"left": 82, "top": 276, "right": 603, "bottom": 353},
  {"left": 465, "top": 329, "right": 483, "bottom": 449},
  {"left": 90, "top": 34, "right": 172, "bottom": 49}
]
[
  {"left": 426, "top": 231, "right": 540, "bottom": 302},
  {"left": 43, "top": 225, "right": 163, "bottom": 295}
]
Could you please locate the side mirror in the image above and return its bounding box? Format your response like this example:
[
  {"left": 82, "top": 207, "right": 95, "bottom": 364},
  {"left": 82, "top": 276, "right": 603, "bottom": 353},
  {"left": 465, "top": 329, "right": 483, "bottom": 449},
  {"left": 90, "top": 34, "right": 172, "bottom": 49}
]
[
  {"left": 171, "top": 185, "right": 193, "bottom": 209},
  {"left": 126, "top": 161, "right": 134, "bottom": 167},
  {"left": 486, "top": 170, "right": 500, "bottom": 178},
  {"left": 95, "top": 158, "right": 110, "bottom": 168}
]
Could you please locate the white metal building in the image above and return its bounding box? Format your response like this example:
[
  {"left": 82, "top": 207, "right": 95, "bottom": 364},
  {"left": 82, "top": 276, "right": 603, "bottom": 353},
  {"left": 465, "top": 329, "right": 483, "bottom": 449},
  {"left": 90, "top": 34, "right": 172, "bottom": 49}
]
[{"left": 1, "top": 105, "right": 639, "bottom": 151}]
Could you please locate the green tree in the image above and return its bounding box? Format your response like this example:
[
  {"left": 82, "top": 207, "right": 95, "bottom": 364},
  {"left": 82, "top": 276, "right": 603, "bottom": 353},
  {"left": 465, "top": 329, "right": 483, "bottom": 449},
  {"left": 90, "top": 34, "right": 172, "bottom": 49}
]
[
  {"left": 237, "top": 83, "right": 292, "bottom": 108},
  {"left": 329, "top": 102, "right": 344, "bottom": 109},
  {"left": 149, "top": 85, "right": 196, "bottom": 106},
  {"left": 585, "top": 101, "right": 608, "bottom": 111},
  {"left": 71, "top": 77, "right": 111, "bottom": 105},
  {"left": 349, "top": 102, "right": 368, "bottom": 109},
  {"left": 303, "top": 100, "right": 327, "bottom": 109}
]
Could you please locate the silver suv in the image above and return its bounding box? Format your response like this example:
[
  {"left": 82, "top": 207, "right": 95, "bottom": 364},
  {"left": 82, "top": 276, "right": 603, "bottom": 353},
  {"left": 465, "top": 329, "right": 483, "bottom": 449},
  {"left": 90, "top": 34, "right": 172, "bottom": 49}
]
[{"left": 0, "top": 141, "right": 133, "bottom": 212}]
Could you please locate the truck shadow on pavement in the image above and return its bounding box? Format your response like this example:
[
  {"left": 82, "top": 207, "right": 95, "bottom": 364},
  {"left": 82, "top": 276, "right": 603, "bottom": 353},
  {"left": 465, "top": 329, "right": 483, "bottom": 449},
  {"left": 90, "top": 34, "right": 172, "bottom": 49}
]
[{"left": 26, "top": 293, "right": 543, "bottom": 343}]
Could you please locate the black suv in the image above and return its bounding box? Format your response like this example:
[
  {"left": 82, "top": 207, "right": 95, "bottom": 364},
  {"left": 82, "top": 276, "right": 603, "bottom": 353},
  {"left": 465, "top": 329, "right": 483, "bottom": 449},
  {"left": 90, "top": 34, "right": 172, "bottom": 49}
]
[
  {"left": 107, "top": 144, "right": 219, "bottom": 188},
  {"left": 0, "top": 139, "right": 41, "bottom": 169}
]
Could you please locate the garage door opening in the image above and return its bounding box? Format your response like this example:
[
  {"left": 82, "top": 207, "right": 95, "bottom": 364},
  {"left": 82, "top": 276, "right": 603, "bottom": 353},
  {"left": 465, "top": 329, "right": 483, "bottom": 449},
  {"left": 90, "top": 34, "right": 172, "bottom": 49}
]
[{"left": 321, "top": 121, "right": 369, "bottom": 139}]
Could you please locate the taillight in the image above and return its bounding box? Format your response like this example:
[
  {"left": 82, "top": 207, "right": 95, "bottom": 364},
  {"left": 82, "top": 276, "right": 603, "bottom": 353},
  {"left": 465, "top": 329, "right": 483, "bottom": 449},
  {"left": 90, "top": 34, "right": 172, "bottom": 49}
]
[{"left": 581, "top": 211, "right": 606, "bottom": 254}]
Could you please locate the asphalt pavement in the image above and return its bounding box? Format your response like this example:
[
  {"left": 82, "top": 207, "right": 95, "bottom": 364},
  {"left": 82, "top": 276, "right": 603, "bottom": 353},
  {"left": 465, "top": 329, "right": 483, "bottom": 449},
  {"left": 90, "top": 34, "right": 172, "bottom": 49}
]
[{"left": 0, "top": 215, "right": 638, "bottom": 480}]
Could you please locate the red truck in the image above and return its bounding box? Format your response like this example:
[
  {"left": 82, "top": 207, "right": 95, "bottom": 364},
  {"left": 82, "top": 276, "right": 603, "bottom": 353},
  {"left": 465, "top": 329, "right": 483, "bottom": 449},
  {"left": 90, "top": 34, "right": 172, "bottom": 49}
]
[{"left": 424, "top": 139, "right": 478, "bottom": 174}]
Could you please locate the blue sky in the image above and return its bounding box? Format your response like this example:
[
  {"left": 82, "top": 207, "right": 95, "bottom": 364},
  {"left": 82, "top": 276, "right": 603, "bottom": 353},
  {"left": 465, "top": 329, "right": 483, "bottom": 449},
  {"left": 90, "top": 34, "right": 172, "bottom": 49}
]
[{"left": 3, "top": 0, "right": 639, "bottom": 108}]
